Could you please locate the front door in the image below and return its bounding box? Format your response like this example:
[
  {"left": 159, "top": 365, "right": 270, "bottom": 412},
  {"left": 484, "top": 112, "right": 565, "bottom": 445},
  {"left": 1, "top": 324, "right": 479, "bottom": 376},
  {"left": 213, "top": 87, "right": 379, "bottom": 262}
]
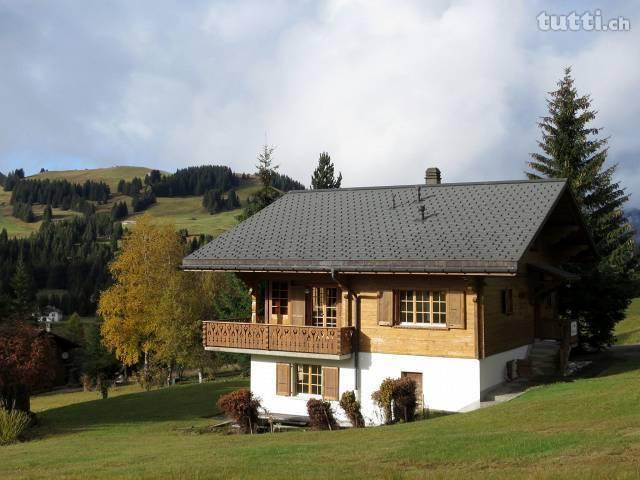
[
  {"left": 401, "top": 371, "right": 423, "bottom": 412},
  {"left": 534, "top": 296, "right": 562, "bottom": 340}
]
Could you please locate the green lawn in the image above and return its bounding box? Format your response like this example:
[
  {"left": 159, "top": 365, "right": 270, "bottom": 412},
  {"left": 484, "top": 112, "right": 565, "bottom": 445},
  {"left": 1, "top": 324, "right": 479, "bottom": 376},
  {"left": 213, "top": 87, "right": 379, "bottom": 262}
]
[
  {"left": 615, "top": 298, "right": 640, "bottom": 345},
  {"left": 2, "top": 357, "right": 640, "bottom": 479}
]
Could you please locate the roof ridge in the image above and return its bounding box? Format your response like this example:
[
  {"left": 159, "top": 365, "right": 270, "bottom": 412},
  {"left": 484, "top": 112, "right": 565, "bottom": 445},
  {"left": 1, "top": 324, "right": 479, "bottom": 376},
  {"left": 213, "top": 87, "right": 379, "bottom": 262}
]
[{"left": 287, "top": 178, "right": 567, "bottom": 193}]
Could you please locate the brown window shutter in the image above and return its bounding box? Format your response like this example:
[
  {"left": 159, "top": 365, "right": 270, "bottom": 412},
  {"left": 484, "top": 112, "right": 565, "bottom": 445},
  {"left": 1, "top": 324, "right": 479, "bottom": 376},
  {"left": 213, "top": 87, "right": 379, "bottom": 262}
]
[
  {"left": 322, "top": 366, "right": 339, "bottom": 401},
  {"left": 289, "top": 285, "right": 306, "bottom": 325},
  {"left": 378, "top": 290, "right": 395, "bottom": 326},
  {"left": 276, "top": 363, "right": 291, "bottom": 396},
  {"left": 446, "top": 291, "right": 466, "bottom": 329}
]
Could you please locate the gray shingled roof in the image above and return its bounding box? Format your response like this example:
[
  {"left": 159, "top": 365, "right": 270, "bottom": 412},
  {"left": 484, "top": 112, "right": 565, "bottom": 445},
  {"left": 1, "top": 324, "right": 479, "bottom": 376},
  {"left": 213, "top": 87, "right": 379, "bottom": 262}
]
[{"left": 182, "top": 179, "right": 568, "bottom": 274}]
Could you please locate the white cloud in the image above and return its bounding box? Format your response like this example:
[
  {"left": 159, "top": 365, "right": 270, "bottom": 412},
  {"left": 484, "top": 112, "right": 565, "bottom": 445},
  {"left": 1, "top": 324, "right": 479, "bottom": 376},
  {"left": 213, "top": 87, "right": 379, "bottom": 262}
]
[{"left": 0, "top": 0, "right": 639, "bottom": 204}]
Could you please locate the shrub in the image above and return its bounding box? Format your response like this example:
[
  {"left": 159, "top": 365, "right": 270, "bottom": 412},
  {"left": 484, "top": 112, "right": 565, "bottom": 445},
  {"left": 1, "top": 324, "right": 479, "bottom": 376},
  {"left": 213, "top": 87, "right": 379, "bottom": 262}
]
[
  {"left": 372, "top": 377, "right": 418, "bottom": 424},
  {"left": 0, "top": 408, "right": 30, "bottom": 445},
  {"left": 392, "top": 377, "right": 417, "bottom": 423},
  {"left": 216, "top": 389, "right": 261, "bottom": 434},
  {"left": 306, "top": 398, "right": 338, "bottom": 430},
  {"left": 339, "top": 390, "right": 364, "bottom": 428},
  {"left": 371, "top": 377, "right": 396, "bottom": 424}
]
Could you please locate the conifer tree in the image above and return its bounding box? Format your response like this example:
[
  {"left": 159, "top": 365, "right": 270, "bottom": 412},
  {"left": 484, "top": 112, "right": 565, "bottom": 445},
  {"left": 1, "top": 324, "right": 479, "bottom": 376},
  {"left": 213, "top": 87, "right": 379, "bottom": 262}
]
[
  {"left": 10, "top": 256, "right": 35, "bottom": 319},
  {"left": 528, "top": 67, "right": 637, "bottom": 345},
  {"left": 43, "top": 204, "right": 53, "bottom": 223},
  {"left": 311, "top": 152, "right": 342, "bottom": 189},
  {"left": 238, "top": 145, "right": 282, "bottom": 221}
]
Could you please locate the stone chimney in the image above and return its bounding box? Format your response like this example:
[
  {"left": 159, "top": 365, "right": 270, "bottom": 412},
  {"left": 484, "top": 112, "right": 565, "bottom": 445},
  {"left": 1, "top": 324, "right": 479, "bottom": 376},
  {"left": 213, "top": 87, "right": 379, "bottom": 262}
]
[{"left": 425, "top": 167, "right": 441, "bottom": 185}]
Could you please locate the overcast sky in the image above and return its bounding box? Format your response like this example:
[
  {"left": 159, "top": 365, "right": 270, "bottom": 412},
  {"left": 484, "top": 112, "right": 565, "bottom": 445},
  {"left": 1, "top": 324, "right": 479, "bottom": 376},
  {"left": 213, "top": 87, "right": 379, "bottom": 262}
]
[{"left": 1, "top": 1, "right": 639, "bottom": 203}]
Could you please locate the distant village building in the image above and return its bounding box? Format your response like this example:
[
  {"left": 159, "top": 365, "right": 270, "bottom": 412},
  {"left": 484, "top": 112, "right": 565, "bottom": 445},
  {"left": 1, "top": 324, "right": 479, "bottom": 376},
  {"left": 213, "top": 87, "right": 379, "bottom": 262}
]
[{"left": 38, "top": 306, "right": 64, "bottom": 324}]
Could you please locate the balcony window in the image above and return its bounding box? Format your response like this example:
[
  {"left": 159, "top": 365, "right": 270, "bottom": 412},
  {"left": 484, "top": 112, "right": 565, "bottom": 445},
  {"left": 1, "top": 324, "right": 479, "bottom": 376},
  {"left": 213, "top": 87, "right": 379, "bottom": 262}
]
[
  {"left": 311, "top": 287, "right": 338, "bottom": 327},
  {"left": 296, "top": 364, "right": 322, "bottom": 395},
  {"left": 399, "top": 290, "right": 446, "bottom": 325},
  {"left": 271, "top": 281, "right": 289, "bottom": 315}
]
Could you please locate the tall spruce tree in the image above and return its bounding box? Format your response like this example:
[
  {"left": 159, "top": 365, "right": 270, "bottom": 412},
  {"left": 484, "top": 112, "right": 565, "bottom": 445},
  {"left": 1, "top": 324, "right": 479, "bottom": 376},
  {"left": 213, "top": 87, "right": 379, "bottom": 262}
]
[
  {"left": 311, "top": 152, "right": 342, "bottom": 189},
  {"left": 238, "top": 144, "right": 282, "bottom": 221},
  {"left": 528, "top": 67, "right": 637, "bottom": 345},
  {"left": 43, "top": 204, "right": 53, "bottom": 223},
  {"left": 10, "top": 256, "right": 36, "bottom": 320}
]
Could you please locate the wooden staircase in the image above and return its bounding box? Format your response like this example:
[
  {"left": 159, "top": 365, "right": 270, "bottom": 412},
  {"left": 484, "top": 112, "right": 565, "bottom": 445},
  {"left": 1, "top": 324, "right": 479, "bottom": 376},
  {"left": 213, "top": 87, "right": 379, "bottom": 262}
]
[{"left": 528, "top": 340, "right": 561, "bottom": 376}]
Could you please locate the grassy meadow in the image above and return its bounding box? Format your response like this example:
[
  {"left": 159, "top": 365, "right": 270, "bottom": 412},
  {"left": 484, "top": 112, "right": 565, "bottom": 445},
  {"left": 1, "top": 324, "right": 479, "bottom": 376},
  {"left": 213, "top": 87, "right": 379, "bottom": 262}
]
[
  {"left": 2, "top": 356, "right": 640, "bottom": 479},
  {"left": 1, "top": 166, "right": 261, "bottom": 238},
  {"left": 615, "top": 298, "right": 640, "bottom": 345}
]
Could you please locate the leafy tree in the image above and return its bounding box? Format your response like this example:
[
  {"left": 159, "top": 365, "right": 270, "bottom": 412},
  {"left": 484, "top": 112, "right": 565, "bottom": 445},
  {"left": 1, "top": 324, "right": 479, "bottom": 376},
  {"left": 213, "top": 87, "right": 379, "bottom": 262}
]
[
  {"left": 99, "top": 215, "right": 182, "bottom": 368},
  {"left": 527, "top": 67, "right": 637, "bottom": 345},
  {"left": 10, "top": 256, "right": 35, "bottom": 319},
  {"left": 238, "top": 145, "right": 282, "bottom": 221},
  {"left": 311, "top": 152, "right": 342, "bottom": 189},
  {"left": 98, "top": 215, "right": 216, "bottom": 385},
  {"left": 0, "top": 321, "right": 56, "bottom": 412}
]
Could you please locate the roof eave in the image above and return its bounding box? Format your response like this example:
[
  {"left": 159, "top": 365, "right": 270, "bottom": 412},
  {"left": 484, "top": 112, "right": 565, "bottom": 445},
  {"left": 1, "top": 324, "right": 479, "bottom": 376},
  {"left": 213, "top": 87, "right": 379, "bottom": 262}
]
[{"left": 181, "top": 259, "right": 518, "bottom": 275}]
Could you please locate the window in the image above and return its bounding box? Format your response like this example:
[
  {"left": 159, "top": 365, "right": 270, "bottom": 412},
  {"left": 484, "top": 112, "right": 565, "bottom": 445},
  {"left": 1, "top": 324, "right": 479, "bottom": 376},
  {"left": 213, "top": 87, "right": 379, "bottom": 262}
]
[
  {"left": 399, "top": 290, "right": 446, "bottom": 325},
  {"left": 296, "top": 364, "right": 322, "bottom": 395},
  {"left": 311, "top": 287, "right": 338, "bottom": 327},
  {"left": 501, "top": 289, "right": 513, "bottom": 315},
  {"left": 271, "top": 281, "right": 288, "bottom": 315}
]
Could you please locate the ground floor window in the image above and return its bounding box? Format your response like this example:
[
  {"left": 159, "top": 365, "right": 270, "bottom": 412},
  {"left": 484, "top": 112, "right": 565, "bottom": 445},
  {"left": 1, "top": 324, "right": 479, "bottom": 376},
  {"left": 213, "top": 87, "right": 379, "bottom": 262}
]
[{"left": 296, "top": 364, "right": 322, "bottom": 395}]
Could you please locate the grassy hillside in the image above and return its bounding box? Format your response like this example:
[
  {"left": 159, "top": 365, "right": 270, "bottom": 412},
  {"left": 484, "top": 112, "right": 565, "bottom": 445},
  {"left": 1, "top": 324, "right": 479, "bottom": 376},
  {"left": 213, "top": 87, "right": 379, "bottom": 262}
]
[
  {"left": 1, "top": 167, "right": 262, "bottom": 238},
  {"left": 0, "top": 190, "right": 81, "bottom": 238},
  {"left": 1, "top": 356, "right": 640, "bottom": 479},
  {"left": 29, "top": 166, "right": 158, "bottom": 190},
  {"left": 615, "top": 298, "right": 640, "bottom": 345},
  {"left": 135, "top": 183, "right": 260, "bottom": 236}
]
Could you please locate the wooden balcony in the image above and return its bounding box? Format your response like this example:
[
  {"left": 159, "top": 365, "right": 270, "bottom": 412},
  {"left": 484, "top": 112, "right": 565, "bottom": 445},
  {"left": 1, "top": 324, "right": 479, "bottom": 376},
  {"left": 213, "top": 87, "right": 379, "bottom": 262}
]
[{"left": 202, "top": 320, "right": 355, "bottom": 359}]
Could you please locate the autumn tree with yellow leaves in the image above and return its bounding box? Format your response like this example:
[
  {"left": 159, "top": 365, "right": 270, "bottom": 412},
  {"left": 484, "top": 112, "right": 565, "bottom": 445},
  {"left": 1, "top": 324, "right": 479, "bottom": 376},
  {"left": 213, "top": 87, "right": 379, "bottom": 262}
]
[{"left": 98, "top": 215, "right": 215, "bottom": 385}]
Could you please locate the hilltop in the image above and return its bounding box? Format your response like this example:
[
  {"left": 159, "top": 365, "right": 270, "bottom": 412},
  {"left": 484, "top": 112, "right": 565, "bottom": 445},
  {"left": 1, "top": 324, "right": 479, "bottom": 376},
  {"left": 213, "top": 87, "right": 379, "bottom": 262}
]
[
  {"left": 0, "top": 165, "right": 264, "bottom": 238},
  {"left": 30, "top": 166, "right": 162, "bottom": 191}
]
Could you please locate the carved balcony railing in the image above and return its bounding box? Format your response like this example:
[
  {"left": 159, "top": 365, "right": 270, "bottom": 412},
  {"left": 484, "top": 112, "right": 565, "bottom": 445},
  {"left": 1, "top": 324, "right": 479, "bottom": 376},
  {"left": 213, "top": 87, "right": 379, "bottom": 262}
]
[{"left": 203, "top": 320, "right": 355, "bottom": 357}]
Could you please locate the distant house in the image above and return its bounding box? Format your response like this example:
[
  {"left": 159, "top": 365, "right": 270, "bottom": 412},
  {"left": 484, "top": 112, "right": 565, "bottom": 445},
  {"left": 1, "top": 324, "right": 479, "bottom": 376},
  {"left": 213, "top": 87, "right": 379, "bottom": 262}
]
[
  {"left": 183, "top": 168, "right": 596, "bottom": 425},
  {"left": 38, "top": 306, "right": 63, "bottom": 324}
]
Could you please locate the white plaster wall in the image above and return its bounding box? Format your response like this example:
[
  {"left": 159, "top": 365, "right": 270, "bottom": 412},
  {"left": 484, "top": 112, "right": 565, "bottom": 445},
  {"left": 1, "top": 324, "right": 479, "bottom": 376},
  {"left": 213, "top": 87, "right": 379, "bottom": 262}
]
[
  {"left": 479, "top": 344, "right": 530, "bottom": 393},
  {"left": 357, "top": 352, "right": 481, "bottom": 424},
  {"left": 250, "top": 355, "right": 355, "bottom": 425},
  {"left": 251, "top": 353, "right": 483, "bottom": 426}
]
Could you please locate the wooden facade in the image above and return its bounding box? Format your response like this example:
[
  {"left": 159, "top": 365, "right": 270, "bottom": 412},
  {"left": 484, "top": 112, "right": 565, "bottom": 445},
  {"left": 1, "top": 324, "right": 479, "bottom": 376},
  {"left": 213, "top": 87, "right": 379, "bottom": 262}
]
[
  {"left": 202, "top": 269, "right": 571, "bottom": 360},
  {"left": 200, "top": 190, "right": 591, "bottom": 361}
]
